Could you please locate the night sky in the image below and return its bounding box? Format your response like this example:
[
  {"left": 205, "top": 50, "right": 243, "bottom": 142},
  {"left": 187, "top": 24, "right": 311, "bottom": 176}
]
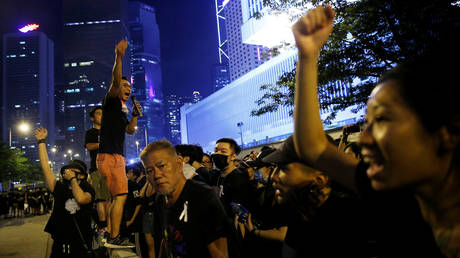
[{"left": 0, "top": 0, "right": 219, "bottom": 104}]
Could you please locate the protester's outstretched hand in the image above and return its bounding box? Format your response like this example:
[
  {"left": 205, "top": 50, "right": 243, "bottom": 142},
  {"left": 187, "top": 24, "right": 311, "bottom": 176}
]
[
  {"left": 34, "top": 127, "right": 48, "bottom": 140},
  {"left": 115, "top": 39, "right": 128, "bottom": 57},
  {"left": 292, "top": 5, "right": 335, "bottom": 57}
]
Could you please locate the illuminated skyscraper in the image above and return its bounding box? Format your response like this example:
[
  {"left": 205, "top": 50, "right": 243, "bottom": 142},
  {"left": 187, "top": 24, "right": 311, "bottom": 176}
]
[
  {"left": 212, "top": 63, "right": 230, "bottom": 92},
  {"left": 166, "top": 91, "right": 202, "bottom": 145},
  {"left": 62, "top": 0, "right": 130, "bottom": 161},
  {"left": 125, "top": 1, "right": 166, "bottom": 160},
  {"left": 2, "top": 29, "right": 55, "bottom": 160},
  {"left": 224, "top": 0, "right": 269, "bottom": 81}
]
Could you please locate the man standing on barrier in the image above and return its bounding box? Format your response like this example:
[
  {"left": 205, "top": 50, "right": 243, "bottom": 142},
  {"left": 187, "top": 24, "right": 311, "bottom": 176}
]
[{"left": 97, "top": 39, "right": 142, "bottom": 248}]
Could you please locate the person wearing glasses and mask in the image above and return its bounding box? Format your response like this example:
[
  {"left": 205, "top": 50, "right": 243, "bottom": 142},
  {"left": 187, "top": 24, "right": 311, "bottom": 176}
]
[{"left": 35, "top": 127, "right": 95, "bottom": 257}]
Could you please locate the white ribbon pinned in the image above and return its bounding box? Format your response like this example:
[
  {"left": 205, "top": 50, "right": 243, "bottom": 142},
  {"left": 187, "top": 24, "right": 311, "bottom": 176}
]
[{"left": 179, "top": 201, "right": 188, "bottom": 222}]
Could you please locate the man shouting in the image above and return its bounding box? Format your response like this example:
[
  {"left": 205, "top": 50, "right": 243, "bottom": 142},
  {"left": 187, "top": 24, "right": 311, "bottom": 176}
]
[{"left": 97, "top": 39, "right": 141, "bottom": 248}]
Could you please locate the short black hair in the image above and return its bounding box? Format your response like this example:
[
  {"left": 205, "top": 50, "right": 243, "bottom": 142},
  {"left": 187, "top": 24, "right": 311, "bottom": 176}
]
[
  {"left": 121, "top": 76, "right": 128, "bottom": 81},
  {"left": 174, "top": 144, "right": 204, "bottom": 165},
  {"left": 202, "top": 153, "right": 211, "bottom": 162},
  {"left": 216, "top": 138, "right": 241, "bottom": 155},
  {"left": 126, "top": 162, "right": 144, "bottom": 177},
  {"left": 89, "top": 106, "right": 102, "bottom": 118}
]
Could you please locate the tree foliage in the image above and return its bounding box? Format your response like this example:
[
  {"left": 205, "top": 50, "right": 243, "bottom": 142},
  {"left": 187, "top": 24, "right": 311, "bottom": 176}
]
[
  {"left": 0, "top": 142, "right": 43, "bottom": 184},
  {"left": 252, "top": 0, "right": 460, "bottom": 123}
]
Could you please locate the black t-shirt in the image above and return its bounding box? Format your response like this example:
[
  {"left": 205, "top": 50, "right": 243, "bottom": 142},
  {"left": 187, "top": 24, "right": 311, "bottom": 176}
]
[
  {"left": 44, "top": 180, "right": 95, "bottom": 247},
  {"left": 284, "top": 188, "right": 368, "bottom": 257},
  {"left": 153, "top": 180, "right": 229, "bottom": 258},
  {"left": 211, "top": 168, "right": 256, "bottom": 218},
  {"left": 124, "top": 179, "right": 142, "bottom": 232},
  {"left": 84, "top": 127, "right": 99, "bottom": 172},
  {"left": 99, "top": 94, "right": 129, "bottom": 155},
  {"left": 354, "top": 161, "right": 443, "bottom": 257}
]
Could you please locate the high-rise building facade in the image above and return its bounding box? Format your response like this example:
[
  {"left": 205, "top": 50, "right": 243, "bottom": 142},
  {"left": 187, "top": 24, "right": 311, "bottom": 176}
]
[
  {"left": 166, "top": 94, "right": 183, "bottom": 145},
  {"left": 2, "top": 30, "right": 55, "bottom": 160},
  {"left": 166, "top": 91, "right": 202, "bottom": 145},
  {"left": 62, "top": 0, "right": 130, "bottom": 162},
  {"left": 224, "top": 0, "right": 269, "bottom": 81},
  {"left": 181, "top": 1, "right": 362, "bottom": 152},
  {"left": 212, "top": 64, "right": 230, "bottom": 92},
  {"left": 213, "top": 0, "right": 231, "bottom": 92},
  {"left": 125, "top": 1, "right": 166, "bottom": 160}
]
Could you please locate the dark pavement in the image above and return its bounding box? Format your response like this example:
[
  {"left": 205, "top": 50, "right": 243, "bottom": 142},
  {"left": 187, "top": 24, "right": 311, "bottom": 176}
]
[{"left": 0, "top": 214, "right": 52, "bottom": 258}]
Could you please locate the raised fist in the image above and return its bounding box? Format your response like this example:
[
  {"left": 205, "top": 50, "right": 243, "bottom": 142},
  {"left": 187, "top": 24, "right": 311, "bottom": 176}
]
[
  {"left": 115, "top": 39, "right": 128, "bottom": 57},
  {"left": 292, "top": 5, "right": 335, "bottom": 57}
]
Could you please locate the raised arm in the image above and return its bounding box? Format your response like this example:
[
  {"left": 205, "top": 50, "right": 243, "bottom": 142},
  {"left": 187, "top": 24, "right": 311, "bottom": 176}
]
[
  {"left": 292, "top": 6, "right": 359, "bottom": 191},
  {"left": 34, "top": 127, "right": 56, "bottom": 192},
  {"left": 108, "top": 40, "right": 128, "bottom": 98}
]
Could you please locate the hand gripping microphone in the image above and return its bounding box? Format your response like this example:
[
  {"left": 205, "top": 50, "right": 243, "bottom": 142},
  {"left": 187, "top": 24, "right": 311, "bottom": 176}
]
[{"left": 131, "top": 96, "right": 143, "bottom": 117}]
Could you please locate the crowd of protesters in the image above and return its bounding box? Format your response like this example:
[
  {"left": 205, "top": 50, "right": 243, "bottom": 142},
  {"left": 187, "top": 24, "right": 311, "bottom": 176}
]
[
  {"left": 0, "top": 187, "right": 53, "bottom": 218},
  {"left": 18, "top": 4, "right": 460, "bottom": 258}
]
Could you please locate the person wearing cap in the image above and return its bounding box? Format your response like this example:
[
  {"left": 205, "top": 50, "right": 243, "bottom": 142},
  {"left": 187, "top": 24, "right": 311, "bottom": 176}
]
[
  {"left": 237, "top": 147, "right": 288, "bottom": 258},
  {"left": 35, "top": 127, "right": 95, "bottom": 257},
  {"left": 262, "top": 135, "right": 367, "bottom": 257}
]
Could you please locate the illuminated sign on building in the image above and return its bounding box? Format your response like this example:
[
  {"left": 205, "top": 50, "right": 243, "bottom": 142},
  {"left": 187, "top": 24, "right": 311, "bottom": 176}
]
[{"left": 18, "top": 24, "right": 40, "bottom": 33}]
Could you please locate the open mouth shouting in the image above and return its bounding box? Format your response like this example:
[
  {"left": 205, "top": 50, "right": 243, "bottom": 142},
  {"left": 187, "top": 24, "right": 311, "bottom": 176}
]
[{"left": 361, "top": 147, "right": 385, "bottom": 180}]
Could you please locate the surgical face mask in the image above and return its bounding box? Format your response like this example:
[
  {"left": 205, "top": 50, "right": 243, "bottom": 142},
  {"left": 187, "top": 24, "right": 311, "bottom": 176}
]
[
  {"left": 211, "top": 154, "right": 229, "bottom": 170},
  {"left": 182, "top": 162, "right": 197, "bottom": 180}
]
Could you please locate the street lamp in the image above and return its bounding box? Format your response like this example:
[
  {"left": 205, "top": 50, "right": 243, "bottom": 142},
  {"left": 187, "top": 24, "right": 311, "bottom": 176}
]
[
  {"left": 135, "top": 141, "right": 140, "bottom": 155},
  {"left": 237, "top": 122, "right": 244, "bottom": 146},
  {"left": 67, "top": 150, "right": 73, "bottom": 160},
  {"left": 9, "top": 121, "right": 31, "bottom": 147},
  {"left": 18, "top": 122, "right": 31, "bottom": 133},
  {"left": 51, "top": 147, "right": 57, "bottom": 153}
]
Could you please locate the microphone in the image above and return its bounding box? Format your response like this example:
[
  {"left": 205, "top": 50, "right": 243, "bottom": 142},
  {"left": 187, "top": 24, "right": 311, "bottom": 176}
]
[{"left": 131, "top": 96, "right": 143, "bottom": 117}]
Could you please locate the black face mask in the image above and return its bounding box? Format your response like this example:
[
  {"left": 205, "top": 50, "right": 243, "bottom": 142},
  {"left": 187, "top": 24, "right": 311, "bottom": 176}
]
[{"left": 211, "top": 154, "right": 229, "bottom": 170}]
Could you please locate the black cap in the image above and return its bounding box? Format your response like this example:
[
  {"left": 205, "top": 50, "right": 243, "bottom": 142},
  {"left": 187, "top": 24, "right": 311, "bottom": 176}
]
[
  {"left": 60, "top": 161, "right": 86, "bottom": 176},
  {"left": 246, "top": 147, "right": 276, "bottom": 168},
  {"left": 71, "top": 159, "right": 87, "bottom": 174},
  {"left": 262, "top": 135, "right": 302, "bottom": 166}
]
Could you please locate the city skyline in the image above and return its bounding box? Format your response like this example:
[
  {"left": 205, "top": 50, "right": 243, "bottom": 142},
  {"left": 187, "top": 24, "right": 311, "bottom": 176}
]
[{"left": 0, "top": 0, "right": 218, "bottom": 165}]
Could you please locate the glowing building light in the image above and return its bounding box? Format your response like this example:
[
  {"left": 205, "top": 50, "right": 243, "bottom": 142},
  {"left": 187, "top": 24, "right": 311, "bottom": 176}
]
[
  {"left": 18, "top": 24, "right": 40, "bottom": 33},
  {"left": 149, "top": 85, "right": 155, "bottom": 99}
]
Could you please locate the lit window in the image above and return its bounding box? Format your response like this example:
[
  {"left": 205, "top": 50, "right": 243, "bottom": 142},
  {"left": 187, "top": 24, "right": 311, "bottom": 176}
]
[
  {"left": 64, "top": 63, "right": 69, "bottom": 67},
  {"left": 71, "top": 63, "right": 77, "bottom": 67},
  {"left": 79, "top": 61, "right": 94, "bottom": 66}
]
